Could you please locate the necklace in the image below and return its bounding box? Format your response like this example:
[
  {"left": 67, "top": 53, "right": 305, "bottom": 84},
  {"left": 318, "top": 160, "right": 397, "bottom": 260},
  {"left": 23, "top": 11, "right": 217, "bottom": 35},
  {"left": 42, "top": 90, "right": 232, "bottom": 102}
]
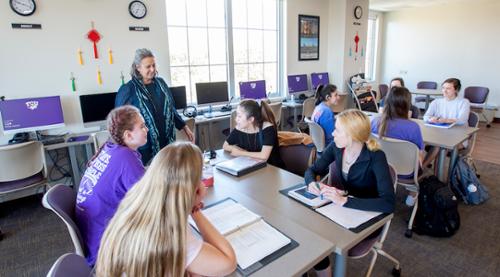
[{"left": 343, "top": 149, "right": 359, "bottom": 166}]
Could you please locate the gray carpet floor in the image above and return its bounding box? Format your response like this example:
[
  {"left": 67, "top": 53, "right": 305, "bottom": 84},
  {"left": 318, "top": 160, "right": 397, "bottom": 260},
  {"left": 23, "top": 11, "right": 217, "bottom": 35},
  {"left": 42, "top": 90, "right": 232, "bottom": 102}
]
[{"left": 1, "top": 160, "right": 499, "bottom": 277}]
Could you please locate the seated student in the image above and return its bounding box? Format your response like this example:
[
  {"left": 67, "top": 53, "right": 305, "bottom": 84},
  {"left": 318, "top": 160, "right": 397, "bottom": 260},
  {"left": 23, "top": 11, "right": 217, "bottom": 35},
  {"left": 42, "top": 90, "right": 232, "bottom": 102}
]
[
  {"left": 371, "top": 86, "right": 424, "bottom": 206},
  {"left": 75, "top": 105, "right": 148, "bottom": 266},
  {"left": 304, "top": 109, "right": 395, "bottom": 277},
  {"left": 96, "top": 142, "right": 237, "bottom": 277},
  {"left": 223, "top": 99, "right": 285, "bottom": 168},
  {"left": 311, "top": 84, "right": 341, "bottom": 146},
  {"left": 380, "top": 77, "right": 419, "bottom": 119},
  {"left": 423, "top": 78, "right": 470, "bottom": 166}
]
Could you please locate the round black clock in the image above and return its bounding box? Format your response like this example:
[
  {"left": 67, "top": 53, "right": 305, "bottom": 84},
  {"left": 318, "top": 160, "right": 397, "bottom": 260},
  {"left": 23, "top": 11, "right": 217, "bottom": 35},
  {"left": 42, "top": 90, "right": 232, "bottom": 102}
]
[
  {"left": 354, "top": 5, "right": 363, "bottom": 20},
  {"left": 10, "top": 0, "right": 36, "bottom": 16},
  {"left": 129, "top": 1, "right": 147, "bottom": 19}
]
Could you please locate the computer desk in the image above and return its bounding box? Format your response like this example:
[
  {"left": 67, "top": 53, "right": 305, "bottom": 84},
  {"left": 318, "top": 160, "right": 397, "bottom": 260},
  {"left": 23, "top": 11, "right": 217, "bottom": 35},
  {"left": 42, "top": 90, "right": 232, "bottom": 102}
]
[
  {"left": 43, "top": 135, "right": 94, "bottom": 189},
  {"left": 211, "top": 150, "right": 393, "bottom": 277}
]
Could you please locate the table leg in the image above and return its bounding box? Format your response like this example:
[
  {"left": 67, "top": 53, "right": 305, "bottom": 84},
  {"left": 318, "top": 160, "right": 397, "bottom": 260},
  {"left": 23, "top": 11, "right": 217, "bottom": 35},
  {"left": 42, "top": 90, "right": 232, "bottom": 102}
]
[
  {"left": 437, "top": 148, "right": 447, "bottom": 182},
  {"left": 448, "top": 147, "right": 459, "bottom": 183},
  {"left": 85, "top": 144, "right": 93, "bottom": 160},
  {"left": 425, "top": 95, "right": 430, "bottom": 111},
  {"left": 334, "top": 253, "right": 347, "bottom": 277},
  {"left": 293, "top": 106, "right": 298, "bottom": 130},
  {"left": 68, "top": 145, "right": 81, "bottom": 189}
]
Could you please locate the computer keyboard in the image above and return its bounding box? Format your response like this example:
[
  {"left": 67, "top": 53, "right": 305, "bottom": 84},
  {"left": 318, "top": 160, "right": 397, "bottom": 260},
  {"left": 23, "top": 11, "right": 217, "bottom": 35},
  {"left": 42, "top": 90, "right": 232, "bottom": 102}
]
[
  {"left": 203, "top": 111, "right": 232, "bottom": 118},
  {"left": 40, "top": 136, "right": 65, "bottom": 145}
]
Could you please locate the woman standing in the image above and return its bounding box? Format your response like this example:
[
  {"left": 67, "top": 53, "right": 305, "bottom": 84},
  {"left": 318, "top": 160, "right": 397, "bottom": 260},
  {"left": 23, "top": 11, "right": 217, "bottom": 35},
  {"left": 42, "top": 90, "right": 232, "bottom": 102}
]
[{"left": 116, "top": 48, "right": 194, "bottom": 164}]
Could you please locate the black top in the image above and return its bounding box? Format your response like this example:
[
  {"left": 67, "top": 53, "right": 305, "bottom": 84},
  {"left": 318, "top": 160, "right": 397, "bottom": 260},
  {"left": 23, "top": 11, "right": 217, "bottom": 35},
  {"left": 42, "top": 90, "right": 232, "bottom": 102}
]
[
  {"left": 226, "top": 125, "right": 285, "bottom": 169},
  {"left": 304, "top": 142, "right": 395, "bottom": 213}
]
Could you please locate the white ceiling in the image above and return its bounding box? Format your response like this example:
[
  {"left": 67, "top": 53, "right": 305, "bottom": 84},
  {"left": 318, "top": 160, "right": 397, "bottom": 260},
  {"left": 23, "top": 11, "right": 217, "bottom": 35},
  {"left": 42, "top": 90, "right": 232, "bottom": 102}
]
[{"left": 369, "top": 0, "right": 473, "bottom": 11}]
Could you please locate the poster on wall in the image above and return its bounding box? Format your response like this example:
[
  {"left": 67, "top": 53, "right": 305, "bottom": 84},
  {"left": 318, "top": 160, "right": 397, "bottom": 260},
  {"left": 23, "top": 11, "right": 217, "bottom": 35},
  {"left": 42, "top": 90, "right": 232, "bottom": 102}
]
[{"left": 298, "top": 15, "right": 319, "bottom": 61}]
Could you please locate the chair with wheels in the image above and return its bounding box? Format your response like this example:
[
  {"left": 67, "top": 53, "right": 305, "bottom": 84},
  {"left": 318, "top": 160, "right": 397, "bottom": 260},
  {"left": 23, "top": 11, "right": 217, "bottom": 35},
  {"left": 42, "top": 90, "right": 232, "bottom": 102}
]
[
  {"left": 464, "top": 86, "right": 491, "bottom": 128},
  {"left": 46, "top": 253, "right": 92, "bottom": 277}
]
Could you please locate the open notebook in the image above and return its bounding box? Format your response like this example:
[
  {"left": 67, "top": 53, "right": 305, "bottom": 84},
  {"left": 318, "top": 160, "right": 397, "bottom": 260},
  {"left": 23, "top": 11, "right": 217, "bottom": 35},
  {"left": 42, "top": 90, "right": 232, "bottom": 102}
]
[
  {"left": 284, "top": 185, "right": 383, "bottom": 230},
  {"left": 215, "top": 156, "right": 267, "bottom": 177},
  {"left": 424, "top": 121, "right": 457, "bottom": 129},
  {"left": 189, "top": 198, "right": 292, "bottom": 271}
]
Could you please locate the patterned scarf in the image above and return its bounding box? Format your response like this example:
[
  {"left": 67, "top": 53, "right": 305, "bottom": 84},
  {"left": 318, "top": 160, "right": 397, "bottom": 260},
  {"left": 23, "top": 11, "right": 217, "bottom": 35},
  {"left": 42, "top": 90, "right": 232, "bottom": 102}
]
[{"left": 131, "top": 77, "right": 176, "bottom": 156}]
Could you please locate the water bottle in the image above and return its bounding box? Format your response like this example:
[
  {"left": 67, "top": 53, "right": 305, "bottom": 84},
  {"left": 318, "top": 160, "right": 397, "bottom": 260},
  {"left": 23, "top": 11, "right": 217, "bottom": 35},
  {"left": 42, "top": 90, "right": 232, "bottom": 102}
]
[{"left": 202, "top": 152, "right": 214, "bottom": 187}]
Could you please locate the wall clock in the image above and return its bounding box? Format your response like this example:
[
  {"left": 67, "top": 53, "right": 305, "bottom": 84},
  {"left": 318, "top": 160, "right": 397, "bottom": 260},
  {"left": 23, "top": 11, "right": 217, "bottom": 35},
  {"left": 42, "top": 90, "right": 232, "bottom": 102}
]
[
  {"left": 10, "top": 0, "right": 36, "bottom": 16},
  {"left": 129, "top": 1, "right": 147, "bottom": 19},
  {"left": 354, "top": 5, "right": 363, "bottom": 20}
]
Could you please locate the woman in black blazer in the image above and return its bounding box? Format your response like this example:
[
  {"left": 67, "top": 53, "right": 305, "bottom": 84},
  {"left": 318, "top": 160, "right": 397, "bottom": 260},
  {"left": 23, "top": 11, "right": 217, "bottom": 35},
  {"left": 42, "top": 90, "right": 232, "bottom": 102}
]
[{"left": 304, "top": 109, "right": 395, "bottom": 276}]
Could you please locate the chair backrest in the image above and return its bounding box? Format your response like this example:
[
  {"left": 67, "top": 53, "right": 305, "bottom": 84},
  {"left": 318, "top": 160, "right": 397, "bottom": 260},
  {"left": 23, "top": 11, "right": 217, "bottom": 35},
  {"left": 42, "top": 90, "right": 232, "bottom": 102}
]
[
  {"left": 376, "top": 136, "right": 420, "bottom": 184},
  {"left": 464, "top": 86, "right": 489, "bottom": 104},
  {"left": 462, "top": 112, "right": 479, "bottom": 157},
  {"left": 176, "top": 118, "right": 195, "bottom": 141},
  {"left": 301, "top": 97, "right": 316, "bottom": 120},
  {"left": 42, "top": 184, "right": 85, "bottom": 256},
  {"left": 305, "top": 117, "right": 326, "bottom": 152},
  {"left": 92, "top": 130, "right": 110, "bottom": 152},
  {"left": 0, "top": 141, "right": 45, "bottom": 182},
  {"left": 378, "top": 84, "right": 389, "bottom": 100},
  {"left": 229, "top": 109, "right": 237, "bottom": 131},
  {"left": 46, "top": 253, "right": 92, "bottom": 277},
  {"left": 268, "top": 102, "right": 282, "bottom": 126},
  {"left": 417, "top": 81, "right": 438, "bottom": 89},
  {"left": 279, "top": 144, "right": 316, "bottom": 177}
]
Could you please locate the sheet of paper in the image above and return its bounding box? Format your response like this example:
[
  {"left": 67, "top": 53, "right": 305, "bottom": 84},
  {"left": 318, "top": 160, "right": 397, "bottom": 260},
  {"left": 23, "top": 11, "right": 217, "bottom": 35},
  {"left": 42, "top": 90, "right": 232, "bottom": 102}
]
[
  {"left": 315, "top": 203, "right": 382, "bottom": 229},
  {"left": 226, "top": 219, "right": 291, "bottom": 270},
  {"left": 190, "top": 199, "right": 261, "bottom": 235}
]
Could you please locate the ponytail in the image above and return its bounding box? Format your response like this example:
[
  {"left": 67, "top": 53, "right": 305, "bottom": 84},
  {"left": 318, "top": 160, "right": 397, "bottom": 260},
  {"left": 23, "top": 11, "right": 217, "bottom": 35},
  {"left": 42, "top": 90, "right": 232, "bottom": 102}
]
[
  {"left": 366, "top": 137, "right": 380, "bottom": 151},
  {"left": 260, "top": 101, "right": 277, "bottom": 129},
  {"left": 239, "top": 99, "right": 277, "bottom": 129},
  {"left": 315, "top": 84, "right": 337, "bottom": 106}
]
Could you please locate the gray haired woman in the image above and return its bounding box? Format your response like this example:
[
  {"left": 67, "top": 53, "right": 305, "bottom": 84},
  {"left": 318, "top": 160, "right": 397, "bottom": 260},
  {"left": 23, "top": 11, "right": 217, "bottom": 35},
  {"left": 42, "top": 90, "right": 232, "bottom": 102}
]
[{"left": 115, "top": 48, "right": 194, "bottom": 165}]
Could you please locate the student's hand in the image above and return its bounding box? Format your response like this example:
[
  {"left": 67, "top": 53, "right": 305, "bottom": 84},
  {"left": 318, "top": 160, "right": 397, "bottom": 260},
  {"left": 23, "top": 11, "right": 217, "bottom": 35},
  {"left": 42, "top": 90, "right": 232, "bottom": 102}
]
[
  {"left": 183, "top": 126, "right": 195, "bottom": 143},
  {"left": 307, "top": 182, "right": 326, "bottom": 195},
  {"left": 429, "top": 116, "right": 440, "bottom": 123},
  {"left": 229, "top": 146, "right": 245, "bottom": 156},
  {"left": 321, "top": 186, "right": 348, "bottom": 206}
]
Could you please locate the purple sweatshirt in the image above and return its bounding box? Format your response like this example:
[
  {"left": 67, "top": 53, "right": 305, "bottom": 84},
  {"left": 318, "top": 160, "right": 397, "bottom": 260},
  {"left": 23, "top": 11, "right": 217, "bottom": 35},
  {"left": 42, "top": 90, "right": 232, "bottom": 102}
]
[{"left": 75, "top": 142, "right": 144, "bottom": 265}]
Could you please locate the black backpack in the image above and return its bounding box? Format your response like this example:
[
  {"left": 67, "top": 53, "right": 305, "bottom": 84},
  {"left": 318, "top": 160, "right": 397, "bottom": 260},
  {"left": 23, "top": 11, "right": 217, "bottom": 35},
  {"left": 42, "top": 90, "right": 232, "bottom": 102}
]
[
  {"left": 414, "top": 176, "right": 460, "bottom": 237},
  {"left": 450, "top": 156, "right": 489, "bottom": 205}
]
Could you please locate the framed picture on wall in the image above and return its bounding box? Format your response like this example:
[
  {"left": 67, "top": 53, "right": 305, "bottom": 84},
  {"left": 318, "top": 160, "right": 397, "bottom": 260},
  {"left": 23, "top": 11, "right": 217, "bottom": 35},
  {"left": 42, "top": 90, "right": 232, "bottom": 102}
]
[{"left": 298, "top": 14, "right": 320, "bottom": 61}]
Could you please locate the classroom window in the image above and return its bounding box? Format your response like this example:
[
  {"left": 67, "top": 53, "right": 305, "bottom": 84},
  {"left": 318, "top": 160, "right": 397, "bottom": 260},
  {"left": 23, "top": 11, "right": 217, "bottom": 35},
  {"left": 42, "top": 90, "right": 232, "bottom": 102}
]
[
  {"left": 166, "top": 0, "right": 282, "bottom": 103},
  {"left": 364, "top": 13, "right": 379, "bottom": 81}
]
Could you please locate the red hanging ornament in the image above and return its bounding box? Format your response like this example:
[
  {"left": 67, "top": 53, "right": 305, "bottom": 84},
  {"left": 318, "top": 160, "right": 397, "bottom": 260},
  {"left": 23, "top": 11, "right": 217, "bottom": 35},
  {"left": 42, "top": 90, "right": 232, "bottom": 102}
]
[
  {"left": 86, "top": 22, "right": 102, "bottom": 59},
  {"left": 354, "top": 32, "right": 360, "bottom": 53}
]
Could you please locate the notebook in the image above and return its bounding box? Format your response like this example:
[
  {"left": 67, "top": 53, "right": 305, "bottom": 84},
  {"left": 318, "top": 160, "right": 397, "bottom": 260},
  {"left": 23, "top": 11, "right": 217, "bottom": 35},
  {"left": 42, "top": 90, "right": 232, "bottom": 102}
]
[
  {"left": 424, "top": 121, "right": 456, "bottom": 129},
  {"left": 215, "top": 156, "right": 267, "bottom": 177},
  {"left": 189, "top": 198, "right": 293, "bottom": 271}
]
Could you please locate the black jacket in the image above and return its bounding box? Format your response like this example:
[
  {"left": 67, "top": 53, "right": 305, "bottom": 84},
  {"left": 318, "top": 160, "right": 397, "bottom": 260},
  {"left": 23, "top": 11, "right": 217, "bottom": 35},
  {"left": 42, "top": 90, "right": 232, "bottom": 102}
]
[{"left": 304, "top": 142, "right": 395, "bottom": 213}]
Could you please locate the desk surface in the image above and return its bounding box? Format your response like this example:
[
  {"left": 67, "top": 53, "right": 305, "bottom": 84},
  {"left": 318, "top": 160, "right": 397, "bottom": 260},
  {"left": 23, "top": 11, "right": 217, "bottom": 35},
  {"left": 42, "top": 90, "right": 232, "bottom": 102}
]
[
  {"left": 205, "top": 184, "right": 334, "bottom": 277},
  {"left": 411, "top": 89, "right": 442, "bottom": 96},
  {"left": 213, "top": 150, "right": 392, "bottom": 255}
]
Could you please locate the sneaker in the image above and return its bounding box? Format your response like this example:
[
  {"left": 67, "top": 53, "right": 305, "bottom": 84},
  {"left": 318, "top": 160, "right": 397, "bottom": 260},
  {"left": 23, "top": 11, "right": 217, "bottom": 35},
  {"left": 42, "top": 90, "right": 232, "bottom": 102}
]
[{"left": 405, "top": 195, "right": 416, "bottom": 207}]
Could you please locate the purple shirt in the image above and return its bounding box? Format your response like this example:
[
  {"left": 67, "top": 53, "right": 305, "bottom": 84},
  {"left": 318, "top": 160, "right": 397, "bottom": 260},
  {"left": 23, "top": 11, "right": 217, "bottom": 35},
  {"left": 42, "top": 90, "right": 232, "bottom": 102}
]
[
  {"left": 75, "top": 142, "right": 144, "bottom": 265},
  {"left": 312, "top": 102, "right": 335, "bottom": 146}
]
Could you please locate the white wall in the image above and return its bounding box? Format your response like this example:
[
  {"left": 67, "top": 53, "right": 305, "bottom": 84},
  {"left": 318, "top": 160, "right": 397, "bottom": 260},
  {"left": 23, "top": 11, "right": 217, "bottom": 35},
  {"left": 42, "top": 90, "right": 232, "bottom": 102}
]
[
  {"left": 379, "top": 0, "right": 500, "bottom": 115},
  {"left": 0, "top": 0, "right": 170, "bottom": 136}
]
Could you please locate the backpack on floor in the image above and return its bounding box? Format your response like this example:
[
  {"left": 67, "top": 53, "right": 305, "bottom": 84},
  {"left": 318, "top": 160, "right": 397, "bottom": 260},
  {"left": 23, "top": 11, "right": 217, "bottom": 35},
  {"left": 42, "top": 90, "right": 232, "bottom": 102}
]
[
  {"left": 414, "top": 175, "right": 460, "bottom": 237},
  {"left": 450, "top": 156, "right": 489, "bottom": 205}
]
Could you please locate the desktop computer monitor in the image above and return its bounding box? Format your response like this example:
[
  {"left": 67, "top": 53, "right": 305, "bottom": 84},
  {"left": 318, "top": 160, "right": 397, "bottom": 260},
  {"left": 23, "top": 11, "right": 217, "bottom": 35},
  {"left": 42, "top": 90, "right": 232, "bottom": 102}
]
[
  {"left": 79, "top": 92, "right": 117, "bottom": 128},
  {"left": 170, "top": 86, "right": 187, "bottom": 110},
  {"left": 0, "top": 95, "right": 65, "bottom": 134},
  {"left": 239, "top": 80, "right": 267, "bottom": 99},
  {"left": 196, "top": 81, "right": 229, "bottom": 105},
  {"left": 287, "top": 74, "right": 309, "bottom": 93},
  {"left": 311, "top": 72, "right": 330, "bottom": 90}
]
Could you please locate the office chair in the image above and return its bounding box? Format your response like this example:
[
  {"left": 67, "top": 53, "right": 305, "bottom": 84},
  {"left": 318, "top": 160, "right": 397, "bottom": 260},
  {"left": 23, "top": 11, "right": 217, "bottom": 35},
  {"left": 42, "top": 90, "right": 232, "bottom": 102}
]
[
  {"left": 46, "top": 253, "right": 92, "bottom": 277},
  {"left": 268, "top": 102, "right": 283, "bottom": 128},
  {"left": 376, "top": 136, "right": 424, "bottom": 238},
  {"left": 414, "top": 81, "right": 438, "bottom": 107},
  {"left": 42, "top": 184, "right": 86, "bottom": 256},
  {"left": 464, "top": 86, "right": 491, "bottom": 128},
  {"left": 279, "top": 144, "right": 316, "bottom": 177},
  {"left": 304, "top": 117, "right": 326, "bottom": 153},
  {"left": 0, "top": 141, "right": 48, "bottom": 203},
  {"left": 378, "top": 84, "right": 389, "bottom": 102},
  {"left": 91, "top": 130, "right": 110, "bottom": 152}
]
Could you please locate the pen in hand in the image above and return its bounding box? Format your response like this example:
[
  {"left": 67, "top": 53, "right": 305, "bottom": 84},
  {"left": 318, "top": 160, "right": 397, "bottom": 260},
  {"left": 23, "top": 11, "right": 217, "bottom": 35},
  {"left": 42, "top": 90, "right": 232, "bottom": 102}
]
[{"left": 315, "top": 182, "right": 323, "bottom": 200}]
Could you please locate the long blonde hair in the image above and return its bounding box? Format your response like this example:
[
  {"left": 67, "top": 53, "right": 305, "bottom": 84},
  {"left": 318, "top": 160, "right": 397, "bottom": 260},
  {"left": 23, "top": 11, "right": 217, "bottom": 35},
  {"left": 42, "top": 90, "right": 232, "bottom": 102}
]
[
  {"left": 336, "top": 109, "right": 380, "bottom": 151},
  {"left": 96, "top": 142, "right": 203, "bottom": 277}
]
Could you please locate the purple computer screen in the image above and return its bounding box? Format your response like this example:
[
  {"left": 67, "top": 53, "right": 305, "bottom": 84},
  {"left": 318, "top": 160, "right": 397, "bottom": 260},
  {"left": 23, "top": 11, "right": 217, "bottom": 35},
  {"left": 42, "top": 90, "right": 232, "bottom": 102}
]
[
  {"left": 311, "top": 72, "right": 330, "bottom": 90},
  {"left": 0, "top": 96, "right": 65, "bottom": 133},
  {"left": 287, "top": 74, "right": 308, "bottom": 93},
  {"left": 239, "top": 80, "right": 267, "bottom": 99}
]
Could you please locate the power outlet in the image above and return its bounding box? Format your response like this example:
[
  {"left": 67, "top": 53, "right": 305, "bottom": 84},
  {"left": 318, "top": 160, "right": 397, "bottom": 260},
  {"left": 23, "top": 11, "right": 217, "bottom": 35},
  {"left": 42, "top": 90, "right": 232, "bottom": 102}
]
[{"left": 399, "top": 70, "right": 408, "bottom": 75}]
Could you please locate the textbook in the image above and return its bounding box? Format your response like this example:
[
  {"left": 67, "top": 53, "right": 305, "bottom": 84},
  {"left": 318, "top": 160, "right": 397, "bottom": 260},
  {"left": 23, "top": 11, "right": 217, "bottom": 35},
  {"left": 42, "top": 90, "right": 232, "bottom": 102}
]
[
  {"left": 215, "top": 156, "right": 267, "bottom": 177},
  {"left": 287, "top": 186, "right": 331, "bottom": 208},
  {"left": 189, "top": 198, "right": 292, "bottom": 271},
  {"left": 424, "top": 121, "right": 456, "bottom": 129},
  {"left": 281, "top": 184, "right": 384, "bottom": 231}
]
